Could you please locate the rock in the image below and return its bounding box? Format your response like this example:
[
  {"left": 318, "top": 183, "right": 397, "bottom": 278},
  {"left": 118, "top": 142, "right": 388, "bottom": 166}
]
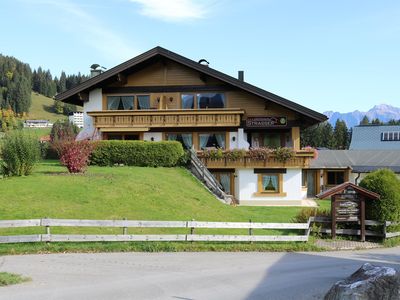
[{"left": 324, "top": 263, "right": 400, "bottom": 300}]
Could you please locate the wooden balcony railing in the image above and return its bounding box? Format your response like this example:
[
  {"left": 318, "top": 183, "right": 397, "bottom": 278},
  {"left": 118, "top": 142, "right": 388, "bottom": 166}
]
[
  {"left": 197, "top": 151, "right": 315, "bottom": 169},
  {"left": 87, "top": 109, "right": 244, "bottom": 128}
]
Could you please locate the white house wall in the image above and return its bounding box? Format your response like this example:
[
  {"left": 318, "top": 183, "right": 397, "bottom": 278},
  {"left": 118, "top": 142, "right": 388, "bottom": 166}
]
[
  {"left": 77, "top": 88, "right": 102, "bottom": 140},
  {"left": 236, "top": 168, "right": 304, "bottom": 205},
  {"left": 143, "top": 132, "right": 163, "bottom": 142}
]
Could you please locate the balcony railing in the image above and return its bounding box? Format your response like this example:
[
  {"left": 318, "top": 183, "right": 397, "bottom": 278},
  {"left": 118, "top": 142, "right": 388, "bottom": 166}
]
[
  {"left": 87, "top": 109, "right": 244, "bottom": 128},
  {"left": 197, "top": 150, "right": 315, "bottom": 169}
]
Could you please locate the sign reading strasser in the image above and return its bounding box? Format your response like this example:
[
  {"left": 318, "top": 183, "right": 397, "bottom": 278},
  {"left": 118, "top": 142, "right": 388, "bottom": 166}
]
[{"left": 246, "top": 116, "right": 287, "bottom": 128}]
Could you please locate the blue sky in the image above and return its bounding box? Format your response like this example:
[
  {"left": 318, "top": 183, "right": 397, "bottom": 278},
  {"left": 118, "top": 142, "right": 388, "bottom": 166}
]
[{"left": 2, "top": 0, "right": 400, "bottom": 113}]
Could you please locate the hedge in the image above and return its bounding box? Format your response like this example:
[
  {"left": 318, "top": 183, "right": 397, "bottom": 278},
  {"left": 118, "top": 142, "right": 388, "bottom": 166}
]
[
  {"left": 359, "top": 169, "right": 400, "bottom": 222},
  {"left": 90, "top": 140, "right": 185, "bottom": 167}
]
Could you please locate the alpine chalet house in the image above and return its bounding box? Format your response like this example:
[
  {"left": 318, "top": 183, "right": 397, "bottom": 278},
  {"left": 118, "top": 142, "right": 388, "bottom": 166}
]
[{"left": 55, "top": 47, "right": 327, "bottom": 206}]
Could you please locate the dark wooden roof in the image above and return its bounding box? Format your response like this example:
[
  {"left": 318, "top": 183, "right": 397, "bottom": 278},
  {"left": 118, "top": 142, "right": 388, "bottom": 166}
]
[
  {"left": 316, "top": 182, "right": 380, "bottom": 200},
  {"left": 55, "top": 46, "right": 327, "bottom": 125}
]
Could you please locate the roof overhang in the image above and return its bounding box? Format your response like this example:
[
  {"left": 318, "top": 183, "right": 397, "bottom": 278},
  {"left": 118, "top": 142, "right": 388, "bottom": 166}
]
[{"left": 55, "top": 46, "right": 327, "bottom": 126}]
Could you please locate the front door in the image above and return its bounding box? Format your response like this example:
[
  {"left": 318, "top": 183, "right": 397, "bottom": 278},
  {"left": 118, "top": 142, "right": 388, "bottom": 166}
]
[{"left": 306, "top": 170, "right": 316, "bottom": 198}]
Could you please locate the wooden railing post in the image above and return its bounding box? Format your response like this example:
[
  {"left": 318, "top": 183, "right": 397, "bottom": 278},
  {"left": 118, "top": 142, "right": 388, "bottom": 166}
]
[
  {"left": 190, "top": 219, "right": 195, "bottom": 235},
  {"left": 123, "top": 217, "right": 127, "bottom": 235}
]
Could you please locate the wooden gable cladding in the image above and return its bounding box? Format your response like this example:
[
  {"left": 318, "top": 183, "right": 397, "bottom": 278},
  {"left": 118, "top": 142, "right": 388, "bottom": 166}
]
[
  {"left": 124, "top": 60, "right": 223, "bottom": 87},
  {"left": 226, "top": 90, "right": 297, "bottom": 120}
]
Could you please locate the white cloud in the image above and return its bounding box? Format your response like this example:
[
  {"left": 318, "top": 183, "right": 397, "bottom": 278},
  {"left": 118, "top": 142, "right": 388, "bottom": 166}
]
[
  {"left": 130, "top": 0, "right": 209, "bottom": 22},
  {"left": 21, "top": 0, "right": 138, "bottom": 64}
]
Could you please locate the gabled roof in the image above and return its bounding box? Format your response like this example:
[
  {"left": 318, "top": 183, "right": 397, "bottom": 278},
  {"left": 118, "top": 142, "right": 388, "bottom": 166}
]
[
  {"left": 55, "top": 46, "right": 327, "bottom": 125},
  {"left": 350, "top": 125, "right": 400, "bottom": 150},
  {"left": 309, "top": 150, "right": 400, "bottom": 173},
  {"left": 316, "top": 182, "right": 380, "bottom": 200}
]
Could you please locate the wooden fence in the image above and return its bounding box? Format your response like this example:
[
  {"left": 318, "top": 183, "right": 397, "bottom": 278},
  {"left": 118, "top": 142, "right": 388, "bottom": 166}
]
[
  {"left": 310, "top": 217, "right": 400, "bottom": 239},
  {"left": 0, "top": 218, "right": 312, "bottom": 244}
]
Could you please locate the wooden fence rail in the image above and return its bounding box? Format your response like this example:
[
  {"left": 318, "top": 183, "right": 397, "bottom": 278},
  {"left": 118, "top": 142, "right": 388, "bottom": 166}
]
[
  {"left": 310, "top": 217, "right": 400, "bottom": 239},
  {"left": 0, "top": 218, "right": 311, "bottom": 244}
]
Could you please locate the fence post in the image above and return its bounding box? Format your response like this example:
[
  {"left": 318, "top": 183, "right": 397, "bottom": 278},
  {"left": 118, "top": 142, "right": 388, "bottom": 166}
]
[
  {"left": 190, "top": 219, "right": 195, "bottom": 235},
  {"left": 249, "top": 219, "right": 253, "bottom": 243},
  {"left": 45, "top": 217, "right": 50, "bottom": 235},
  {"left": 123, "top": 217, "right": 127, "bottom": 235}
]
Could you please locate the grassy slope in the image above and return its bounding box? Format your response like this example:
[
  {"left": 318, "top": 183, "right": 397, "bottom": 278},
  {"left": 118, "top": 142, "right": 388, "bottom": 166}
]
[
  {"left": 28, "top": 92, "right": 65, "bottom": 122},
  {"left": 0, "top": 162, "right": 328, "bottom": 253},
  {"left": 0, "top": 161, "right": 302, "bottom": 222}
]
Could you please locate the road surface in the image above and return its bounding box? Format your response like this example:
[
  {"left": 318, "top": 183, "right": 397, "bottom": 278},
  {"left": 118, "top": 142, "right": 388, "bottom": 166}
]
[{"left": 0, "top": 247, "right": 399, "bottom": 300}]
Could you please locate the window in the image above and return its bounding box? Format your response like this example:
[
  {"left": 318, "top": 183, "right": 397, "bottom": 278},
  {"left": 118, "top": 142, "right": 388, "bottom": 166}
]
[
  {"left": 326, "top": 171, "right": 345, "bottom": 185},
  {"left": 212, "top": 172, "right": 233, "bottom": 195},
  {"left": 106, "top": 95, "right": 150, "bottom": 110},
  {"left": 252, "top": 132, "right": 282, "bottom": 148},
  {"left": 196, "top": 93, "right": 225, "bottom": 108},
  {"left": 199, "top": 133, "right": 225, "bottom": 149},
  {"left": 256, "top": 173, "right": 286, "bottom": 196},
  {"left": 181, "top": 94, "right": 194, "bottom": 109},
  {"left": 165, "top": 133, "right": 193, "bottom": 149},
  {"left": 107, "top": 96, "right": 134, "bottom": 110},
  {"left": 381, "top": 131, "right": 400, "bottom": 141},
  {"left": 137, "top": 95, "right": 150, "bottom": 110}
]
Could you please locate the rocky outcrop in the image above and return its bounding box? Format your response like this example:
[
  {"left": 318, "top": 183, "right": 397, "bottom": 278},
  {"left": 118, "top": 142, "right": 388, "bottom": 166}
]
[{"left": 324, "top": 263, "right": 400, "bottom": 300}]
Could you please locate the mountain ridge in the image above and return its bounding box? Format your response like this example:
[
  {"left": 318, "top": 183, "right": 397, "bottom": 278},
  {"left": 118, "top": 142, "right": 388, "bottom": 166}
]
[{"left": 324, "top": 104, "right": 400, "bottom": 128}]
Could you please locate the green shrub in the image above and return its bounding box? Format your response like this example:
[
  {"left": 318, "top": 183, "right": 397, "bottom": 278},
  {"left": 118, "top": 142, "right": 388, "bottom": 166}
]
[
  {"left": 50, "top": 119, "right": 79, "bottom": 143},
  {"left": 90, "top": 140, "right": 184, "bottom": 167},
  {"left": 292, "top": 207, "right": 330, "bottom": 223},
  {"left": 359, "top": 169, "right": 400, "bottom": 222},
  {"left": 1, "top": 130, "right": 41, "bottom": 176}
]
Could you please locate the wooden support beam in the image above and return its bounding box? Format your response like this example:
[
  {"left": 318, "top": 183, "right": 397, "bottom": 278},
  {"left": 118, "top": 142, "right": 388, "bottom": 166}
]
[
  {"left": 116, "top": 73, "right": 127, "bottom": 85},
  {"left": 291, "top": 127, "right": 300, "bottom": 150},
  {"left": 77, "top": 92, "right": 89, "bottom": 102}
]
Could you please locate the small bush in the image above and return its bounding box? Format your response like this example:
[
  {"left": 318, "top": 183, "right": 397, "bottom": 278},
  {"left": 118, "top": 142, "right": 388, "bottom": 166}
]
[
  {"left": 90, "top": 140, "right": 184, "bottom": 167},
  {"left": 1, "top": 130, "right": 40, "bottom": 176},
  {"left": 50, "top": 119, "right": 79, "bottom": 143},
  {"left": 292, "top": 207, "right": 330, "bottom": 223},
  {"left": 359, "top": 169, "right": 400, "bottom": 222},
  {"left": 59, "top": 140, "right": 94, "bottom": 173}
]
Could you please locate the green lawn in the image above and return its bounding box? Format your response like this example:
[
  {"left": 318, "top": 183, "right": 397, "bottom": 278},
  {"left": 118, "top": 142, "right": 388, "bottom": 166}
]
[
  {"left": 0, "top": 161, "right": 328, "bottom": 253},
  {"left": 0, "top": 161, "right": 305, "bottom": 222}
]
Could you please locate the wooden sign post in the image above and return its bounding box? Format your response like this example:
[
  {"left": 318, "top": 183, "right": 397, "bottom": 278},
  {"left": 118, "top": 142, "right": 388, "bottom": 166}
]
[{"left": 317, "top": 182, "right": 380, "bottom": 242}]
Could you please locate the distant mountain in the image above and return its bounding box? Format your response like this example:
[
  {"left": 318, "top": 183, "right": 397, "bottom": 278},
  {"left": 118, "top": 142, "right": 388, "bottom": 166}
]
[{"left": 324, "top": 104, "right": 400, "bottom": 128}]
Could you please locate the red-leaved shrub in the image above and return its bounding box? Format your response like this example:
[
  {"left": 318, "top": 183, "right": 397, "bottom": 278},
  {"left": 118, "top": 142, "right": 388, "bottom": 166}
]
[{"left": 59, "top": 140, "right": 94, "bottom": 173}]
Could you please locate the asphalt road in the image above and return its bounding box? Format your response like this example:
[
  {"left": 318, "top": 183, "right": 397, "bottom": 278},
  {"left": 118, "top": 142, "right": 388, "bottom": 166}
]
[{"left": 0, "top": 247, "right": 399, "bottom": 300}]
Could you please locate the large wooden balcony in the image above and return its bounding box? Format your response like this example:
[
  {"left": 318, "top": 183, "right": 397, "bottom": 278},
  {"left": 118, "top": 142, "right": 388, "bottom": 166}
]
[
  {"left": 198, "top": 150, "right": 315, "bottom": 169},
  {"left": 87, "top": 109, "right": 244, "bottom": 129}
]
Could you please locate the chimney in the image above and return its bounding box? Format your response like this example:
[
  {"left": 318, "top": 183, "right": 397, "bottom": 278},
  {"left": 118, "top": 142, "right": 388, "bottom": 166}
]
[
  {"left": 238, "top": 70, "right": 244, "bottom": 81},
  {"left": 90, "top": 69, "right": 102, "bottom": 78}
]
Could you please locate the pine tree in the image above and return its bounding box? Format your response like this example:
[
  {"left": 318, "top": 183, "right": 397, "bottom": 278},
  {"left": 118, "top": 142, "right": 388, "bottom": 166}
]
[
  {"left": 360, "top": 115, "right": 370, "bottom": 125},
  {"left": 333, "top": 119, "right": 349, "bottom": 149},
  {"left": 371, "top": 118, "right": 382, "bottom": 125}
]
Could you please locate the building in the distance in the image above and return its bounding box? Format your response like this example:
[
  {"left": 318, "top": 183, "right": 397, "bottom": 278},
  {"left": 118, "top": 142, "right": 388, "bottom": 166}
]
[
  {"left": 68, "top": 112, "right": 84, "bottom": 128},
  {"left": 24, "top": 120, "right": 53, "bottom": 128},
  {"left": 350, "top": 125, "right": 400, "bottom": 150}
]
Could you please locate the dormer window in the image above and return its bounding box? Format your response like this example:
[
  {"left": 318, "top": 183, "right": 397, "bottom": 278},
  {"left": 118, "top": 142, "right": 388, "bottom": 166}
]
[{"left": 381, "top": 131, "right": 400, "bottom": 141}]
